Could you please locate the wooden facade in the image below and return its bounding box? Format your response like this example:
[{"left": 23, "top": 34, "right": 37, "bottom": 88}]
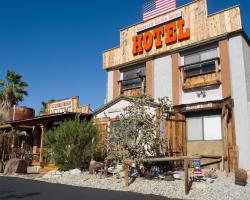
[
  {"left": 103, "top": 0, "right": 242, "bottom": 69},
  {"left": 0, "top": 113, "right": 91, "bottom": 165},
  {"left": 165, "top": 114, "right": 186, "bottom": 157},
  {"left": 42, "top": 96, "right": 91, "bottom": 115}
]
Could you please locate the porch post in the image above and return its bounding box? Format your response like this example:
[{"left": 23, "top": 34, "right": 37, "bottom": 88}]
[
  {"left": 11, "top": 127, "right": 16, "bottom": 158},
  {"left": 39, "top": 124, "right": 46, "bottom": 163}
]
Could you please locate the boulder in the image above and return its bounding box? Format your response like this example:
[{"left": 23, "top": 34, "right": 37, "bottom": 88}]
[
  {"left": 3, "top": 159, "right": 28, "bottom": 175},
  {"left": 42, "top": 170, "right": 62, "bottom": 179},
  {"left": 89, "top": 160, "right": 97, "bottom": 174},
  {"left": 69, "top": 168, "right": 81, "bottom": 175},
  {"left": 165, "top": 174, "right": 174, "bottom": 181},
  {"left": 235, "top": 168, "right": 248, "bottom": 186},
  {"left": 27, "top": 166, "right": 41, "bottom": 173},
  {"left": 89, "top": 160, "right": 104, "bottom": 174},
  {"left": 0, "top": 160, "right": 4, "bottom": 173}
]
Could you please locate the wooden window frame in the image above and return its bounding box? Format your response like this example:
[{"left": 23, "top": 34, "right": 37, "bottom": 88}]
[
  {"left": 119, "top": 64, "right": 146, "bottom": 92},
  {"left": 179, "top": 57, "right": 220, "bottom": 79},
  {"left": 187, "top": 114, "right": 222, "bottom": 141}
]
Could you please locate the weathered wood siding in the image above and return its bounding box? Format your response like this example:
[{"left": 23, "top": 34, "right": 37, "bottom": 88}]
[
  {"left": 103, "top": 0, "right": 242, "bottom": 69},
  {"left": 165, "top": 114, "right": 186, "bottom": 156}
]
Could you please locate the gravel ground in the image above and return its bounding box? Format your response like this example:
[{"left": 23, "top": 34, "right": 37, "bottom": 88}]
[{"left": 1, "top": 171, "right": 250, "bottom": 200}]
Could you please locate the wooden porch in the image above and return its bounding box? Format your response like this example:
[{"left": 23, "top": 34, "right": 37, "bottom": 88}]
[{"left": 0, "top": 112, "right": 91, "bottom": 166}]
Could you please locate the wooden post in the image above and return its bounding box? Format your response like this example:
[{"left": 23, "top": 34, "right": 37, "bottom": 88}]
[
  {"left": 1, "top": 150, "right": 4, "bottom": 161},
  {"left": 184, "top": 159, "right": 189, "bottom": 195},
  {"left": 39, "top": 125, "right": 45, "bottom": 163},
  {"left": 32, "top": 126, "right": 38, "bottom": 154},
  {"left": 11, "top": 127, "right": 16, "bottom": 159},
  {"left": 124, "top": 162, "right": 129, "bottom": 187},
  {"left": 220, "top": 156, "right": 224, "bottom": 171}
]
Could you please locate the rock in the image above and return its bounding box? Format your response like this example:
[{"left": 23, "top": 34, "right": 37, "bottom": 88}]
[
  {"left": 89, "top": 160, "right": 96, "bottom": 174},
  {"left": 116, "top": 164, "right": 123, "bottom": 172},
  {"left": 69, "top": 169, "right": 81, "bottom": 175},
  {"left": 173, "top": 173, "right": 181, "bottom": 179},
  {"left": 206, "top": 178, "right": 215, "bottom": 184},
  {"left": 235, "top": 168, "right": 248, "bottom": 186},
  {"left": 89, "top": 160, "right": 104, "bottom": 174},
  {"left": 42, "top": 170, "right": 62, "bottom": 179},
  {"left": 27, "top": 166, "right": 41, "bottom": 173},
  {"left": 0, "top": 160, "right": 4, "bottom": 173},
  {"left": 204, "top": 168, "right": 218, "bottom": 179},
  {"left": 165, "top": 174, "right": 174, "bottom": 181},
  {"left": 173, "top": 171, "right": 184, "bottom": 179},
  {"left": 3, "top": 159, "right": 27, "bottom": 175},
  {"left": 33, "top": 170, "right": 250, "bottom": 200},
  {"left": 62, "top": 171, "right": 70, "bottom": 176},
  {"left": 192, "top": 182, "right": 208, "bottom": 189}
]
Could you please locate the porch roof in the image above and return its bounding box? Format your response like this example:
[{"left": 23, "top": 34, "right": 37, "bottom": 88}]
[
  {"left": 0, "top": 112, "right": 92, "bottom": 128},
  {"left": 93, "top": 95, "right": 159, "bottom": 116}
]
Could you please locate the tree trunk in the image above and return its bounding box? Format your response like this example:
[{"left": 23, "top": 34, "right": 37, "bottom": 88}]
[{"left": 0, "top": 99, "right": 11, "bottom": 122}]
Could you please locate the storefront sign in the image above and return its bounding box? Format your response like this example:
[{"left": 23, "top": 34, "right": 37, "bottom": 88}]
[
  {"left": 50, "top": 99, "right": 73, "bottom": 114},
  {"left": 136, "top": 11, "right": 182, "bottom": 33},
  {"left": 132, "top": 18, "right": 190, "bottom": 56},
  {"left": 184, "top": 101, "right": 222, "bottom": 112}
]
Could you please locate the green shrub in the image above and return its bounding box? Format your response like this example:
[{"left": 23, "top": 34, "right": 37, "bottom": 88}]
[{"left": 45, "top": 118, "right": 99, "bottom": 171}]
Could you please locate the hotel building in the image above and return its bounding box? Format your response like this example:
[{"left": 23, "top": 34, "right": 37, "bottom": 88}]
[{"left": 95, "top": 0, "right": 250, "bottom": 172}]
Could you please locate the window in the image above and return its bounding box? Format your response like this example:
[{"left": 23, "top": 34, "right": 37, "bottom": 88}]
[
  {"left": 184, "top": 48, "right": 218, "bottom": 77},
  {"left": 186, "top": 117, "right": 203, "bottom": 141},
  {"left": 121, "top": 65, "right": 146, "bottom": 90},
  {"left": 187, "top": 115, "right": 222, "bottom": 141}
]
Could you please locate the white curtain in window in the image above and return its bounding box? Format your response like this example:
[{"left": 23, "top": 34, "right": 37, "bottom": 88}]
[
  {"left": 203, "top": 115, "right": 222, "bottom": 140},
  {"left": 185, "top": 54, "right": 200, "bottom": 65},
  {"left": 187, "top": 117, "right": 203, "bottom": 140},
  {"left": 200, "top": 48, "right": 217, "bottom": 61}
]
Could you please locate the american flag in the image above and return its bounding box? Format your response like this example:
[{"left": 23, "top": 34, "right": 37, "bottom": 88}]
[{"left": 143, "top": 0, "right": 176, "bottom": 21}]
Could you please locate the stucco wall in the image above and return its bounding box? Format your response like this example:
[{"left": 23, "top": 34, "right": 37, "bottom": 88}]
[
  {"left": 95, "top": 99, "right": 157, "bottom": 119},
  {"left": 187, "top": 140, "right": 223, "bottom": 156},
  {"left": 228, "top": 35, "right": 250, "bottom": 171},
  {"left": 181, "top": 85, "right": 222, "bottom": 105},
  {"left": 152, "top": 55, "right": 172, "bottom": 101},
  {"left": 106, "top": 71, "right": 114, "bottom": 103},
  {"left": 242, "top": 37, "right": 250, "bottom": 101},
  {"left": 242, "top": 37, "right": 250, "bottom": 171}
]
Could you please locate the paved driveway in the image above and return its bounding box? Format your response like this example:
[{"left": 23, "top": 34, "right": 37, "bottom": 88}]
[{"left": 0, "top": 176, "right": 181, "bottom": 200}]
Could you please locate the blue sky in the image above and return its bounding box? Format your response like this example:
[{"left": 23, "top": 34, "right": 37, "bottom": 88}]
[{"left": 0, "top": 0, "right": 249, "bottom": 114}]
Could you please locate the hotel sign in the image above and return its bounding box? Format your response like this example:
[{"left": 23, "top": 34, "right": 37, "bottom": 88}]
[
  {"left": 49, "top": 99, "right": 73, "bottom": 114},
  {"left": 132, "top": 13, "right": 190, "bottom": 56},
  {"left": 136, "top": 11, "right": 182, "bottom": 33}
]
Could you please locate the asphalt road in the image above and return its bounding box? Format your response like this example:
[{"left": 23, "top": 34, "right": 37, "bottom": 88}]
[{"left": 0, "top": 176, "right": 181, "bottom": 200}]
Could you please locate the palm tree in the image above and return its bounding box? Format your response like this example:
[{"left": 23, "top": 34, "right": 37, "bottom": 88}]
[
  {"left": 40, "top": 99, "right": 56, "bottom": 114},
  {"left": 0, "top": 70, "right": 28, "bottom": 121}
]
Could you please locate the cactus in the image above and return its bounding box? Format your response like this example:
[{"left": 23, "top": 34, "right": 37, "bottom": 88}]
[{"left": 235, "top": 168, "right": 248, "bottom": 186}]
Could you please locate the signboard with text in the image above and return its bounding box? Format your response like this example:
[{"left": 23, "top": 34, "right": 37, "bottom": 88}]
[
  {"left": 132, "top": 17, "right": 190, "bottom": 56},
  {"left": 49, "top": 99, "right": 73, "bottom": 114},
  {"left": 136, "top": 11, "right": 182, "bottom": 33}
]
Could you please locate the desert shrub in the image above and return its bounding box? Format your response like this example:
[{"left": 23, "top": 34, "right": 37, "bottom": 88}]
[
  {"left": 107, "top": 95, "right": 172, "bottom": 163},
  {"left": 45, "top": 118, "right": 99, "bottom": 171}
]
